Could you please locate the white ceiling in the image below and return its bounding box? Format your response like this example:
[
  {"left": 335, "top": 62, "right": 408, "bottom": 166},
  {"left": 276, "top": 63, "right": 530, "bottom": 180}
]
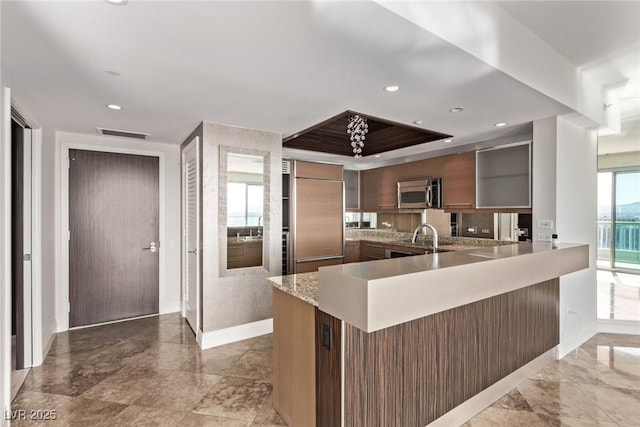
[
  {"left": 496, "top": 1, "right": 640, "bottom": 68},
  {"left": 2, "top": 1, "right": 639, "bottom": 163}
]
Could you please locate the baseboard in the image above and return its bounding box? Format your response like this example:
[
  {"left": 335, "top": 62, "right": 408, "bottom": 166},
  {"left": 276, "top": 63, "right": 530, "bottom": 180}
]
[
  {"left": 598, "top": 319, "right": 640, "bottom": 335},
  {"left": 199, "top": 318, "right": 273, "bottom": 350},
  {"left": 160, "top": 303, "right": 181, "bottom": 315},
  {"left": 427, "top": 347, "right": 558, "bottom": 427}
]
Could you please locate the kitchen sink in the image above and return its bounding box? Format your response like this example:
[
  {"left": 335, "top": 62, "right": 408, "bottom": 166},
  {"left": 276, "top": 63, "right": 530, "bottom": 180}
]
[
  {"left": 241, "top": 236, "right": 263, "bottom": 242},
  {"left": 424, "top": 248, "right": 452, "bottom": 254}
]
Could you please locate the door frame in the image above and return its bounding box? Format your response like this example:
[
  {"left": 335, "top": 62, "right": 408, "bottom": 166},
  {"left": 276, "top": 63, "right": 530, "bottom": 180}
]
[
  {"left": 181, "top": 136, "right": 200, "bottom": 334},
  {"left": 58, "top": 142, "right": 166, "bottom": 331},
  {"left": 10, "top": 99, "right": 43, "bottom": 369}
]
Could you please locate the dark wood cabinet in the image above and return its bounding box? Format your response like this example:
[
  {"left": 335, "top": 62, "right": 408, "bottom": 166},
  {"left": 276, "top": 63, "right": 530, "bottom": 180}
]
[
  {"left": 361, "top": 242, "right": 385, "bottom": 261},
  {"left": 360, "top": 169, "right": 379, "bottom": 211},
  {"left": 442, "top": 151, "right": 476, "bottom": 210},
  {"left": 344, "top": 241, "right": 360, "bottom": 264},
  {"left": 227, "top": 241, "right": 262, "bottom": 269}
]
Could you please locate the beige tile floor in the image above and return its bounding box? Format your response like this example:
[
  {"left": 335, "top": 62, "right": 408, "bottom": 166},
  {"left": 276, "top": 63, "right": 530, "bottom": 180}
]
[
  {"left": 11, "top": 313, "right": 284, "bottom": 426},
  {"left": 10, "top": 314, "right": 640, "bottom": 426},
  {"left": 597, "top": 270, "right": 640, "bottom": 321}
]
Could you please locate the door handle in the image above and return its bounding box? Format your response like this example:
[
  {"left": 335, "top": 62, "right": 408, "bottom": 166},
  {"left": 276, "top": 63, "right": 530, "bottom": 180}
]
[{"left": 143, "top": 242, "right": 158, "bottom": 253}]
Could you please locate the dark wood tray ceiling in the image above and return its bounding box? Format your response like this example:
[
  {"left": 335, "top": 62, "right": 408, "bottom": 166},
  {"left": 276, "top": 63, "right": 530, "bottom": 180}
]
[{"left": 283, "top": 110, "right": 452, "bottom": 157}]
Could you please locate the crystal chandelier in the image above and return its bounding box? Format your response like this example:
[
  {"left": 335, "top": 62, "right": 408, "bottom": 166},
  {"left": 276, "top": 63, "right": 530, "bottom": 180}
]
[{"left": 346, "top": 114, "right": 368, "bottom": 159}]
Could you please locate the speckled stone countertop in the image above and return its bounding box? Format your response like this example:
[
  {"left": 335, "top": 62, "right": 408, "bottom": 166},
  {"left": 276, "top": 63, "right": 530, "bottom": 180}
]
[
  {"left": 267, "top": 272, "right": 319, "bottom": 307},
  {"left": 345, "top": 230, "right": 518, "bottom": 252}
]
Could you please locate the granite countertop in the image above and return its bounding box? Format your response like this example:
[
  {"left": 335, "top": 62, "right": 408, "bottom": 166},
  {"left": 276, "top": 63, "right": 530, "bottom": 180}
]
[
  {"left": 228, "top": 237, "right": 263, "bottom": 245},
  {"left": 347, "top": 235, "right": 518, "bottom": 252},
  {"left": 267, "top": 272, "right": 319, "bottom": 307}
]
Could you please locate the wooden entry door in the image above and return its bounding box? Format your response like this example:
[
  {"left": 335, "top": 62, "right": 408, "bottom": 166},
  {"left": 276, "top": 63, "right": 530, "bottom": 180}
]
[{"left": 69, "top": 149, "right": 159, "bottom": 327}]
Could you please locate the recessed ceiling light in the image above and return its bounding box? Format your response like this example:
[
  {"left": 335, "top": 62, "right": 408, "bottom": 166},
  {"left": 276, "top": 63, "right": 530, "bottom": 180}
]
[
  {"left": 449, "top": 107, "right": 464, "bottom": 113},
  {"left": 374, "top": 155, "right": 382, "bottom": 158},
  {"left": 494, "top": 122, "right": 508, "bottom": 127},
  {"left": 413, "top": 120, "right": 423, "bottom": 125},
  {"left": 106, "top": 104, "right": 123, "bottom": 111},
  {"left": 443, "top": 139, "right": 453, "bottom": 143},
  {"left": 104, "top": 0, "right": 128, "bottom": 5},
  {"left": 384, "top": 85, "right": 400, "bottom": 92}
]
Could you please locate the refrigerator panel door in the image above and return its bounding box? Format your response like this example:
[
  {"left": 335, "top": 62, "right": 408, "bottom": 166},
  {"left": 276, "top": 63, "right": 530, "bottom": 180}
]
[{"left": 295, "top": 179, "right": 344, "bottom": 260}]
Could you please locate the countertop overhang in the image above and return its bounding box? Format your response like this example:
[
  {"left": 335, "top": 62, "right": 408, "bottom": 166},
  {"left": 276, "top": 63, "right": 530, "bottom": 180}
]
[{"left": 318, "top": 242, "right": 589, "bottom": 333}]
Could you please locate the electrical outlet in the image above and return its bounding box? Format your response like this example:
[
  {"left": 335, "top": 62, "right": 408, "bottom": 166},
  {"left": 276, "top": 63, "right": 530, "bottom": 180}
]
[
  {"left": 481, "top": 228, "right": 491, "bottom": 234},
  {"left": 538, "top": 233, "right": 551, "bottom": 242},
  {"left": 538, "top": 219, "right": 553, "bottom": 229},
  {"left": 466, "top": 226, "right": 477, "bottom": 234}
]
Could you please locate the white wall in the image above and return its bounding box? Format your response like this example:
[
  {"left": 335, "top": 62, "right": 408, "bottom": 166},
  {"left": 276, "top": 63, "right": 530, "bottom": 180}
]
[
  {"left": 533, "top": 116, "right": 598, "bottom": 358},
  {"left": 54, "top": 132, "right": 181, "bottom": 331},
  {"left": 532, "top": 117, "right": 557, "bottom": 242},
  {"left": 555, "top": 117, "right": 598, "bottom": 356},
  {"left": 1, "top": 0, "right": 12, "bottom": 418}
]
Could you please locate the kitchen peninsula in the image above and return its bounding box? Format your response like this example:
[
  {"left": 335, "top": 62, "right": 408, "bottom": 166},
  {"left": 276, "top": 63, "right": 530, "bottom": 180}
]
[{"left": 268, "top": 240, "right": 589, "bottom": 427}]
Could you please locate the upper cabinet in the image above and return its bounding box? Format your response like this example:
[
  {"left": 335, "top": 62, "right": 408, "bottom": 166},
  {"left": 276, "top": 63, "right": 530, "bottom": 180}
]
[
  {"left": 344, "top": 169, "right": 360, "bottom": 210},
  {"left": 442, "top": 151, "right": 476, "bottom": 210},
  {"left": 476, "top": 141, "right": 531, "bottom": 209},
  {"left": 360, "top": 158, "right": 444, "bottom": 212},
  {"left": 295, "top": 161, "right": 343, "bottom": 180}
]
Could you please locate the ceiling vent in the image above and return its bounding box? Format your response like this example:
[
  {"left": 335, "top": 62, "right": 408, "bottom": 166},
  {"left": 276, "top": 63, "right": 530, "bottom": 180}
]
[{"left": 96, "top": 127, "right": 149, "bottom": 140}]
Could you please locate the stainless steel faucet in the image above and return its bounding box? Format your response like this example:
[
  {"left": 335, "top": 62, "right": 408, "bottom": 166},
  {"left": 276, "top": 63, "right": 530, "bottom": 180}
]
[{"left": 411, "top": 223, "right": 438, "bottom": 249}]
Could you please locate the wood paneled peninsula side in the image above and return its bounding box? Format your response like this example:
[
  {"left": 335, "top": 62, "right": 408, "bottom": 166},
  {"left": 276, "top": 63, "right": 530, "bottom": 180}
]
[{"left": 268, "top": 242, "right": 589, "bottom": 427}]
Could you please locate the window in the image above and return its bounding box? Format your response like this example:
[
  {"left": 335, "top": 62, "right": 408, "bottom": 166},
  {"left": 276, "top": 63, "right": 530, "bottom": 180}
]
[{"left": 227, "top": 182, "right": 263, "bottom": 226}]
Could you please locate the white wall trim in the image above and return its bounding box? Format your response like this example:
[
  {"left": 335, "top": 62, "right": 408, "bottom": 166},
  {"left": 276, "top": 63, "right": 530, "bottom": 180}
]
[
  {"left": 427, "top": 347, "right": 558, "bottom": 427},
  {"left": 57, "top": 141, "right": 166, "bottom": 332},
  {"left": 29, "top": 129, "right": 43, "bottom": 366},
  {"left": 1, "top": 86, "right": 13, "bottom": 427},
  {"left": 597, "top": 319, "right": 640, "bottom": 335},
  {"left": 198, "top": 318, "right": 273, "bottom": 350}
]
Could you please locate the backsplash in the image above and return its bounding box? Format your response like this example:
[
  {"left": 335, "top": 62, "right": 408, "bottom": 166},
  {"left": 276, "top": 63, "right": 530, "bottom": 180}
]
[
  {"left": 459, "top": 213, "right": 495, "bottom": 238},
  {"left": 345, "top": 229, "right": 516, "bottom": 247}
]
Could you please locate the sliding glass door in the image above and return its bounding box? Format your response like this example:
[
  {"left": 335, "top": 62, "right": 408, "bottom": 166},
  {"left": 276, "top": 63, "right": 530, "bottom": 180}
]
[{"left": 598, "top": 170, "right": 640, "bottom": 271}]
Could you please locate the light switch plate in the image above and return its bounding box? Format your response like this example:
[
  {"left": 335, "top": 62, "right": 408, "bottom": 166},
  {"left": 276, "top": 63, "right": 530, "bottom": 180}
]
[{"left": 538, "top": 219, "right": 553, "bottom": 229}]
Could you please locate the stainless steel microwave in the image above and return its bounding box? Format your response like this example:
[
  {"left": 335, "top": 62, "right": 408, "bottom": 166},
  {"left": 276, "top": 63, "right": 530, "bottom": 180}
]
[{"left": 397, "top": 179, "right": 441, "bottom": 209}]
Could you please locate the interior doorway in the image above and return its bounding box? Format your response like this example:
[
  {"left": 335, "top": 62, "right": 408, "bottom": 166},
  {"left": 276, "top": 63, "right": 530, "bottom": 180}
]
[{"left": 10, "top": 113, "right": 32, "bottom": 398}]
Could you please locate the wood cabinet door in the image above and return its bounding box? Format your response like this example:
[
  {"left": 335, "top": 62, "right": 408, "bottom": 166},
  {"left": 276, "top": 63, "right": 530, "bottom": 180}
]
[
  {"left": 296, "top": 179, "right": 344, "bottom": 259},
  {"left": 442, "top": 151, "right": 476, "bottom": 210},
  {"left": 361, "top": 242, "right": 385, "bottom": 261},
  {"left": 344, "top": 243, "right": 360, "bottom": 264},
  {"left": 296, "top": 161, "right": 343, "bottom": 180},
  {"left": 376, "top": 167, "right": 398, "bottom": 210},
  {"left": 360, "top": 169, "right": 378, "bottom": 211}
]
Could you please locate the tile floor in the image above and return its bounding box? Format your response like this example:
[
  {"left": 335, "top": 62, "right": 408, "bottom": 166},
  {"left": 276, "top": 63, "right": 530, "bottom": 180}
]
[
  {"left": 597, "top": 270, "right": 640, "bottom": 321},
  {"left": 11, "top": 313, "right": 285, "bottom": 426},
  {"left": 10, "top": 314, "right": 640, "bottom": 426},
  {"left": 465, "top": 333, "right": 640, "bottom": 426}
]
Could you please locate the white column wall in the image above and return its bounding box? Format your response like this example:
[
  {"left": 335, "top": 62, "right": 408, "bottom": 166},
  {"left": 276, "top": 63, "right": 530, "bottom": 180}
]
[
  {"left": 555, "top": 117, "right": 598, "bottom": 356},
  {"left": 533, "top": 116, "right": 598, "bottom": 358}
]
